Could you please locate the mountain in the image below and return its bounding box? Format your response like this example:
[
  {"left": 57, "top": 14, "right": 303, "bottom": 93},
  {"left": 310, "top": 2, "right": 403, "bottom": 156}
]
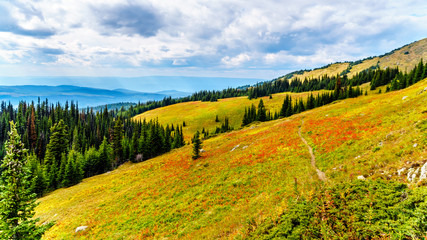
[
  {"left": 0, "top": 85, "right": 170, "bottom": 107},
  {"left": 35, "top": 78, "right": 427, "bottom": 239},
  {"left": 155, "top": 90, "right": 191, "bottom": 98},
  {"left": 281, "top": 38, "right": 427, "bottom": 80},
  {"left": 0, "top": 76, "right": 265, "bottom": 93}
]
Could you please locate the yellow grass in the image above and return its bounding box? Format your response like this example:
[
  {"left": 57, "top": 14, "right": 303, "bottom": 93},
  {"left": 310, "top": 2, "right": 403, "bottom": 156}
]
[
  {"left": 287, "top": 38, "right": 427, "bottom": 80},
  {"left": 290, "top": 62, "right": 349, "bottom": 80},
  {"left": 133, "top": 91, "right": 328, "bottom": 141}
]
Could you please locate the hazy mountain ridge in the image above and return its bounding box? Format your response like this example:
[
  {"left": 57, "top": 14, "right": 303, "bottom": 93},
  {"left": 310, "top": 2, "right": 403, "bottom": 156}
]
[{"left": 0, "top": 85, "right": 190, "bottom": 107}]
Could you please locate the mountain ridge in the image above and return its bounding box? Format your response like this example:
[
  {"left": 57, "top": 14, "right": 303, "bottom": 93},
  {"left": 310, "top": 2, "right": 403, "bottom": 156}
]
[
  {"left": 0, "top": 85, "right": 189, "bottom": 107},
  {"left": 279, "top": 38, "right": 427, "bottom": 80}
]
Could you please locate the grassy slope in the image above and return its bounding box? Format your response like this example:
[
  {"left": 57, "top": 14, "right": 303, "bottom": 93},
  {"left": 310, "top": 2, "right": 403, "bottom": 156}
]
[
  {"left": 133, "top": 91, "right": 328, "bottom": 141},
  {"left": 35, "top": 79, "right": 427, "bottom": 239},
  {"left": 288, "top": 38, "right": 427, "bottom": 80},
  {"left": 290, "top": 62, "right": 350, "bottom": 80}
]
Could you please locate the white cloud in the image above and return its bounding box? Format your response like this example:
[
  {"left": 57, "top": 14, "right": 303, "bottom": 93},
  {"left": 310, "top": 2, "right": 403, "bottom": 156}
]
[{"left": 221, "top": 53, "right": 251, "bottom": 67}]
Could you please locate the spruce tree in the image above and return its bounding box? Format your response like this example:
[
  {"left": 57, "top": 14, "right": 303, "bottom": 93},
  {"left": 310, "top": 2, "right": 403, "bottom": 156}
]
[
  {"left": 112, "top": 118, "right": 124, "bottom": 166},
  {"left": 257, "top": 99, "right": 267, "bottom": 122},
  {"left": 0, "top": 121, "right": 53, "bottom": 239},
  {"left": 192, "top": 131, "right": 202, "bottom": 160}
]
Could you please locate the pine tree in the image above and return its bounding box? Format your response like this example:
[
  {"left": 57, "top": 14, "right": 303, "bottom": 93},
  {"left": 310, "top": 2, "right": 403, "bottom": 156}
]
[
  {"left": 257, "top": 99, "right": 267, "bottom": 122},
  {"left": 192, "top": 131, "right": 202, "bottom": 160},
  {"left": 0, "top": 121, "right": 53, "bottom": 239},
  {"left": 44, "top": 119, "right": 68, "bottom": 189},
  {"left": 112, "top": 118, "right": 123, "bottom": 167},
  {"left": 27, "top": 106, "right": 37, "bottom": 151},
  {"left": 334, "top": 76, "right": 342, "bottom": 99}
]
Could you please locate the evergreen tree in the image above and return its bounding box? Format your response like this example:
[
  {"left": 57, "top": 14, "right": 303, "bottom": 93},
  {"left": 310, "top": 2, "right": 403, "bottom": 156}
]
[
  {"left": 257, "top": 99, "right": 267, "bottom": 122},
  {"left": 112, "top": 118, "right": 123, "bottom": 167},
  {"left": 192, "top": 131, "right": 202, "bottom": 160},
  {"left": 98, "top": 137, "right": 112, "bottom": 171},
  {"left": 44, "top": 120, "right": 68, "bottom": 189},
  {"left": 0, "top": 121, "right": 53, "bottom": 239},
  {"left": 27, "top": 106, "right": 37, "bottom": 151},
  {"left": 334, "top": 76, "right": 341, "bottom": 99}
]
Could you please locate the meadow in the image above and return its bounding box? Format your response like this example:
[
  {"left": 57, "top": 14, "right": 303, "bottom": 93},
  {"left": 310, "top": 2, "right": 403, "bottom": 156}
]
[{"left": 35, "top": 78, "right": 427, "bottom": 239}]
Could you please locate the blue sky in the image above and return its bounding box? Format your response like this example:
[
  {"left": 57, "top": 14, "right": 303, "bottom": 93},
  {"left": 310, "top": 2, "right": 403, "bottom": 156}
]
[{"left": 0, "top": 0, "right": 426, "bottom": 87}]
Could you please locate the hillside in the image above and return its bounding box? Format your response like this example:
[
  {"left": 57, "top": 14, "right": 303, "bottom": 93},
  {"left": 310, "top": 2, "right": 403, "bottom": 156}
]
[
  {"left": 286, "top": 38, "right": 427, "bottom": 80},
  {"left": 35, "top": 78, "right": 427, "bottom": 239},
  {"left": 133, "top": 90, "right": 330, "bottom": 141}
]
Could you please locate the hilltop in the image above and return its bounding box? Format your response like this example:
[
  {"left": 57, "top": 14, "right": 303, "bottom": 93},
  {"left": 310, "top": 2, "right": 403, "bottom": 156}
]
[
  {"left": 35, "top": 78, "right": 427, "bottom": 239},
  {"left": 282, "top": 38, "right": 427, "bottom": 80}
]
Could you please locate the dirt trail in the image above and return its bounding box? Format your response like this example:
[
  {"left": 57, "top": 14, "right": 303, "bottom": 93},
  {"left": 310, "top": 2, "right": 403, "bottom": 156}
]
[{"left": 298, "top": 119, "right": 327, "bottom": 182}]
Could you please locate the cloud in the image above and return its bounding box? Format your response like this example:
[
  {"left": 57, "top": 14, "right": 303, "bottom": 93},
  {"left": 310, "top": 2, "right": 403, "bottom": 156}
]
[
  {"left": 221, "top": 53, "right": 251, "bottom": 67},
  {"left": 172, "top": 59, "right": 187, "bottom": 66},
  {"left": 92, "top": 3, "right": 163, "bottom": 37},
  {"left": 0, "top": 3, "right": 55, "bottom": 38},
  {"left": 39, "top": 48, "right": 64, "bottom": 55}
]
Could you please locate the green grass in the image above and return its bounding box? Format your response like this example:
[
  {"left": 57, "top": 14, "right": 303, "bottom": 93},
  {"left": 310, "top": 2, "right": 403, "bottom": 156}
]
[{"left": 35, "top": 79, "right": 427, "bottom": 239}]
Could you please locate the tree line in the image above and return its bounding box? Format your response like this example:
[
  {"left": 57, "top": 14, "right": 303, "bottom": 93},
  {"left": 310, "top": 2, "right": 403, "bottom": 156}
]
[{"left": 242, "top": 82, "right": 363, "bottom": 127}]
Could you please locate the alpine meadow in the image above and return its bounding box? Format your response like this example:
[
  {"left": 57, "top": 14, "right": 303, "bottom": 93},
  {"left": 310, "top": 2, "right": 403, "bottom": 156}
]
[{"left": 0, "top": 1, "right": 427, "bottom": 239}]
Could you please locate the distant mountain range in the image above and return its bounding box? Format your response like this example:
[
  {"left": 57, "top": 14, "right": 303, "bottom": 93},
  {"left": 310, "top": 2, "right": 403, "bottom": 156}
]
[{"left": 0, "top": 85, "right": 190, "bottom": 107}]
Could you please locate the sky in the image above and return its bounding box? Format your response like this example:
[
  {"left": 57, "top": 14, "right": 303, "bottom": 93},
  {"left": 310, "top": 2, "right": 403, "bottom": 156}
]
[{"left": 0, "top": 0, "right": 426, "bottom": 89}]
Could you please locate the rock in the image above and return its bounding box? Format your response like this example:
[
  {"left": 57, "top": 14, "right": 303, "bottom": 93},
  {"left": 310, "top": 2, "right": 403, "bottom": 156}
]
[
  {"left": 357, "top": 175, "right": 366, "bottom": 180},
  {"left": 419, "top": 162, "right": 427, "bottom": 182},
  {"left": 413, "top": 143, "right": 418, "bottom": 148},
  {"left": 402, "top": 96, "right": 408, "bottom": 100},
  {"left": 230, "top": 145, "right": 240, "bottom": 152},
  {"left": 397, "top": 168, "right": 406, "bottom": 176},
  {"left": 407, "top": 167, "right": 421, "bottom": 182},
  {"left": 378, "top": 142, "right": 383, "bottom": 147},
  {"left": 199, "top": 149, "right": 206, "bottom": 153},
  {"left": 75, "top": 226, "right": 88, "bottom": 233}
]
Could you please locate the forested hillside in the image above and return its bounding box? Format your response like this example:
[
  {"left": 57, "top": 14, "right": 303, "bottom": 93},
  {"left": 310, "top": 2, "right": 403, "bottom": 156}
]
[{"left": 0, "top": 100, "right": 185, "bottom": 196}]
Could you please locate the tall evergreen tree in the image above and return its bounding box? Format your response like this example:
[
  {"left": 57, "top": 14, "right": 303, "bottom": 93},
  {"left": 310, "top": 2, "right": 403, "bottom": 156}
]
[
  {"left": 257, "top": 99, "right": 267, "bottom": 122},
  {"left": 27, "top": 106, "right": 37, "bottom": 150},
  {"left": 44, "top": 119, "right": 68, "bottom": 189},
  {"left": 192, "top": 131, "right": 202, "bottom": 160},
  {"left": 112, "top": 118, "right": 123, "bottom": 167},
  {"left": 0, "top": 121, "right": 53, "bottom": 239}
]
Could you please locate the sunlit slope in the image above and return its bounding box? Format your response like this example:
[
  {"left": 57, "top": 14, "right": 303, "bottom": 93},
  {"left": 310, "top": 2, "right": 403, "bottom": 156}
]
[
  {"left": 133, "top": 91, "right": 327, "bottom": 141},
  {"left": 288, "top": 38, "right": 427, "bottom": 80},
  {"left": 291, "top": 62, "right": 350, "bottom": 80},
  {"left": 36, "top": 79, "right": 426, "bottom": 239}
]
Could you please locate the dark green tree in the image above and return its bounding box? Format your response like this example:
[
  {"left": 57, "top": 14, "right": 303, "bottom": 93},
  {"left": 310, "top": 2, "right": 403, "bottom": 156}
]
[
  {"left": 192, "top": 131, "right": 202, "bottom": 160},
  {"left": 112, "top": 118, "right": 123, "bottom": 167},
  {"left": 44, "top": 119, "right": 68, "bottom": 189},
  {"left": 0, "top": 121, "right": 53, "bottom": 239},
  {"left": 257, "top": 99, "right": 267, "bottom": 122}
]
